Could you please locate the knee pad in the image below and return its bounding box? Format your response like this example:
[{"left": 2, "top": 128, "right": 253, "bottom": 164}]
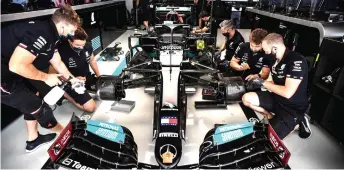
[
  {"left": 31, "top": 103, "right": 58, "bottom": 129},
  {"left": 24, "top": 113, "right": 36, "bottom": 121},
  {"left": 85, "top": 73, "right": 98, "bottom": 92},
  {"left": 269, "top": 116, "right": 295, "bottom": 139}
]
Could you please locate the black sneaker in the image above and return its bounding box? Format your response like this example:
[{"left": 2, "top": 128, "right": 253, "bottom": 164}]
[
  {"left": 56, "top": 97, "right": 65, "bottom": 106},
  {"left": 299, "top": 116, "right": 312, "bottom": 139},
  {"left": 26, "top": 133, "right": 57, "bottom": 153}
]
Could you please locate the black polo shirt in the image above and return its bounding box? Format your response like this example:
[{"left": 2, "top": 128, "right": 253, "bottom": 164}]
[
  {"left": 58, "top": 41, "right": 93, "bottom": 77},
  {"left": 225, "top": 30, "right": 245, "bottom": 60},
  {"left": 1, "top": 20, "right": 60, "bottom": 81},
  {"left": 271, "top": 49, "right": 308, "bottom": 108},
  {"left": 233, "top": 42, "right": 273, "bottom": 78},
  {"left": 204, "top": 17, "right": 217, "bottom": 38}
]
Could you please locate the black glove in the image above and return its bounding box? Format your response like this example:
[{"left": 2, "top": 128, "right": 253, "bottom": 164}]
[
  {"left": 85, "top": 73, "right": 98, "bottom": 92},
  {"left": 246, "top": 78, "right": 264, "bottom": 91},
  {"left": 214, "top": 51, "right": 221, "bottom": 58}
]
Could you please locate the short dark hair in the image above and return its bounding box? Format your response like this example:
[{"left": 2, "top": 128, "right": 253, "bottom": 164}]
[
  {"left": 52, "top": 4, "right": 80, "bottom": 26},
  {"left": 249, "top": 28, "right": 268, "bottom": 45},
  {"left": 199, "top": 11, "right": 209, "bottom": 18},
  {"left": 72, "top": 27, "right": 88, "bottom": 41}
]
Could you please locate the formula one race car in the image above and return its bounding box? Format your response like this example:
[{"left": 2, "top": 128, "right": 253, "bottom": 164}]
[
  {"left": 42, "top": 25, "right": 291, "bottom": 169},
  {"left": 43, "top": 55, "right": 291, "bottom": 170}
]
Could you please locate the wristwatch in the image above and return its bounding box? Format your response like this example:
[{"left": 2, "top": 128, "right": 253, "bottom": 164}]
[{"left": 257, "top": 74, "right": 261, "bottom": 78}]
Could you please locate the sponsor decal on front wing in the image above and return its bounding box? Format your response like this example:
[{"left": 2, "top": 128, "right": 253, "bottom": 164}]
[{"left": 62, "top": 158, "right": 97, "bottom": 170}]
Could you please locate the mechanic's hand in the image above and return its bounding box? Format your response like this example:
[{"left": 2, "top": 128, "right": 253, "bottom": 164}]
[
  {"left": 76, "top": 76, "right": 86, "bottom": 81},
  {"left": 191, "top": 30, "right": 196, "bottom": 34},
  {"left": 214, "top": 51, "right": 221, "bottom": 58},
  {"left": 44, "top": 74, "right": 63, "bottom": 87},
  {"left": 70, "top": 77, "right": 85, "bottom": 85},
  {"left": 245, "top": 74, "right": 259, "bottom": 81},
  {"left": 241, "top": 62, "right": 250, "bottom": 70},
  {"left": 219, "top": 60, "right": 229, "bottom": 67},
  {"left": 246, "top": 77, "right": 264, "bottom": 90}
]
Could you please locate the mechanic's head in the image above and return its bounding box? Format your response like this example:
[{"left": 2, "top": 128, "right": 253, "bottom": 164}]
[
  {"left": 199, "top": 11, "right": 210, "bottom": 21},
  {"left": 219, "top": 20, "right": 235, "bottom": 37},
  {"left": 262, "top": 33, "right": 285, "bottom": 59},
  {"left": 69, "top": 27, "right": 88, "bottom": 53},
  {"left": 249, "top": 28, "right": 268, "bottom": 52},
  {"left": 52, "top": 5, "right": 80, "bottom": 39}
]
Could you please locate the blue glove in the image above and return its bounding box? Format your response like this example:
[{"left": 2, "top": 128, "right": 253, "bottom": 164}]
[
  {"left": 220, "top": 60, "right": 229, "bottom": 67},
  {"left": 214, "top": 51, "right": 221, "bottom": 58}
]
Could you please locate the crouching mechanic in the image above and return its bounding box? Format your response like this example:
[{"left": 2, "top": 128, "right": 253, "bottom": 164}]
[
  {"left": 242, "top": 33, "right": 311, "bottom": 140},
  {"left": 55, "top": 27, "right": 100, "bottom": 112},
  {"left": 1, "top": 5, "right": 82, "bottom": 152},
  {"left": 217, "top": 20, "right": 245, "bottom": 75},
  {"left": 230, "top": 28, "right": 272, "bottom": 80}
]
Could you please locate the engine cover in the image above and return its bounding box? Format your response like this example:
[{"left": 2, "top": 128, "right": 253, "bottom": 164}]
[{"left": 223, "top": 76, "right": 246, "bottom": 101}]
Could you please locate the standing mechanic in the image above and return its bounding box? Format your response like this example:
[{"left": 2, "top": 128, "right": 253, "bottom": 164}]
[
  {"left": 217, "top": 20, "right": 245, "bottom": 75},
  {"left": 194, "top": 0, "right": 211, "bottom": 27},
  {"left": 242, "top": 33, "right": 312, "bottom": 139},
  {"left": 1, "top": 5, "right": 82, "bottom": 152},
  {"left": 137, "top": 0, "right": 154, "bottom": 29},
  {"left": 55, "top": 27, "right": 100, "bottom": 112},
  {"left": 230, "top": 28, "right": 272, "bottom": 80}
]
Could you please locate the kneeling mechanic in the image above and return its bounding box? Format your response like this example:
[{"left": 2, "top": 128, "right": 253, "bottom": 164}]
[
  {"left": 52, "top": 27, "right": 100, "bottom": 113},
  {"left": 1, "top": 5, "right": 82, "bottom": 152},
  {"left": 230, "top": 28, "right": 272, "bottom": 80},
  {"left": 242, "top": 33, "right": 312, "bottom": 140}
]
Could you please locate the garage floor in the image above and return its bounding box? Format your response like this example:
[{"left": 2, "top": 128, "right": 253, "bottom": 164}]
[{"left": 1, "top": 29, "right": 344, "bottom": 169}]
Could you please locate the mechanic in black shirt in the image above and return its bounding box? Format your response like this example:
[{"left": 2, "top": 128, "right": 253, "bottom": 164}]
[
  {"left": 1, "top": 5, "right": 82, "bottom": 152},
  {"left": 242, "top": 33, "right": 312, "bottom": 140},
  {"left": 230, "top": 28, "right": 272, "bottom": 80},
  {"left": 57, "top": 27, "right": 100, "bottom": 112},
  {"left": 191, "top": 11, "right": 217, "bottom": 38},
  {"left": 137, "top": 0, "right": 154, "bottom": 29},
  {"left": 194, "top": 0, "right": 211, "bottom": 26},
  {"left": 217, "top": 20, "right": 245, "bottom": 75},
  {"left": 219, "top": 20, "right": 245, "bottom": 61}
]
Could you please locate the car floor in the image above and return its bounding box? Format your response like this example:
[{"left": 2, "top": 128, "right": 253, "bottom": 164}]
[{"left": 1, "top": 29, "right": 344, "bottom": 169}]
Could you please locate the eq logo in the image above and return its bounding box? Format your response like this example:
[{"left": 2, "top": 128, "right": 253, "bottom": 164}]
[
  {"left": 249, "top": 118, "right": 259, "bottom": 124},
  {"left": 52, "top": 143, "right": 61, "bottom": 155},
  {"left": 159, "top": 133, "right": 178, "bottom": 138},
  {"left": 80, "top": 115, "right": 91, "bottom": 121}
]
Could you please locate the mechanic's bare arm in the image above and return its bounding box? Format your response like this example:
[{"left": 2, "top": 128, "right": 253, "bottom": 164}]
[
  {"left": 260, "top": 67, "right": 270, "bottom": 80},
  {"left": 198, "top": 18, "right": 202, "bottom": 28},
  {"left": 230, "top": 57, "right": 245, "bottom": 71},
  {"left": 198, "top": 26, "right": 209, "bottom": 33},
  {"left": 136, "top": 0, "right": 140, "bottom": 6},
  {"left": 263, "top": 78, "right": 301, "bottom": 99},
  {"left": 89, "top": 54, "right": 100, "bottom": 77},
  {"left": 49, "top": 51, "right": 74, "bottom": 79},
  {"left": 9, "top": 46, "right": 48, "bottom": 81},
  {"left": 220, "top": 40, "right": 226, "bottom": 51}
]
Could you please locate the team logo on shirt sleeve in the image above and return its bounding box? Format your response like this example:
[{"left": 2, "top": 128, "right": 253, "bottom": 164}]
[
  {"left": 292, "top": 61, "right": 302, "bottom": 72},
  {"left": 32, "top": 36, "right": 47, "bottom": 51},
  {"left": 280, "top": 64, "right": 286, "bottom": 70}
]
